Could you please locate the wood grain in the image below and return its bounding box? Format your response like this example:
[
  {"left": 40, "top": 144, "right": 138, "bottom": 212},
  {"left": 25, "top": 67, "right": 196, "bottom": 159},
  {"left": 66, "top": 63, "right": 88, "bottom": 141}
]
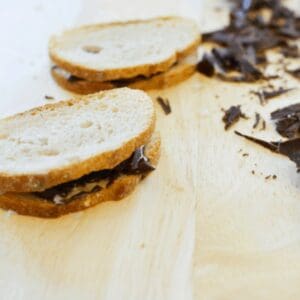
[{"left": 0, "top": 0, "right": 300, "bottom": 299}]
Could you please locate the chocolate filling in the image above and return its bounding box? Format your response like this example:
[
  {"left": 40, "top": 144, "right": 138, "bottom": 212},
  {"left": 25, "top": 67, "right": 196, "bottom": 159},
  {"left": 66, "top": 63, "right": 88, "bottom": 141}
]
[{"left": 35, "top": 146, "right": 155, "bottom": 203}]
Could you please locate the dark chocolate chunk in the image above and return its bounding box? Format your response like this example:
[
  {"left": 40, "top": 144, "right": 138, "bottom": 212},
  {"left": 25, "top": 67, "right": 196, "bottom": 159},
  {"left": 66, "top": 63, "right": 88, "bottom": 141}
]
[
  {"left": 156, "top": 97, "right": 171, "bottom": 115},
  {"left": 196, "top": 54, "right": 215, "bottom": 77},
  {"left": 235, "top": 130, "right": 300, "bottom": 171},
  {"left": 222, "top": 105, "right": 247, "bottom": 130},
  {"left": 271, "top": 103, "right": 300, "bottom": 138}
]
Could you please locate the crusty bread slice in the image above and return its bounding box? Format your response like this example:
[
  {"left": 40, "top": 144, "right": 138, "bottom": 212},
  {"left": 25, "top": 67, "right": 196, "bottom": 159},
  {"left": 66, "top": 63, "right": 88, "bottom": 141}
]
[
  {"left": 0, "top": 134, "right": 160, "bottom": 218},
  {"left": 51, "top": 53, "right": 198, "bottom": 94},
  {"left": 0, "top": 88, "right": 155, "bottom": 193},
  {"left": 49, "top": 16, "right": 200, "bottom": 82}
]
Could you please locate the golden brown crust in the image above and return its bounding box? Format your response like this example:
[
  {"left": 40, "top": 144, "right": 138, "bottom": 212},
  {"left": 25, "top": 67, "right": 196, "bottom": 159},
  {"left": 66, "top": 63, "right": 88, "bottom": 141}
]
[
  {"left": 49, "top": 17, "right": 201, "bottom": 82},
  {"left": 51, "top": 60, "right": 197, "bottom": 94},
  {"left": 0, "top": 134, "right": 160, "bottom": 218},
  {"left": 0, "top": 89, "right": 155, "bottom": 193}
]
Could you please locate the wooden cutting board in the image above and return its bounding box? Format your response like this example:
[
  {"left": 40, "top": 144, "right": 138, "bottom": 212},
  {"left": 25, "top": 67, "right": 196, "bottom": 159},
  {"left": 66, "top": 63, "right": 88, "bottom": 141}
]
[{"left": 0, "top": 0, "right": 300, "bottom": 299}]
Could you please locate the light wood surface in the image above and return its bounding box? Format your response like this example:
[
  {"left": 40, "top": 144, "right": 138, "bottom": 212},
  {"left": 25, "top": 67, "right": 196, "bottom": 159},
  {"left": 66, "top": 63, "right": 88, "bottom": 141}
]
[{"left": 0, "top": 0, "right": 300, "bottom": 299}]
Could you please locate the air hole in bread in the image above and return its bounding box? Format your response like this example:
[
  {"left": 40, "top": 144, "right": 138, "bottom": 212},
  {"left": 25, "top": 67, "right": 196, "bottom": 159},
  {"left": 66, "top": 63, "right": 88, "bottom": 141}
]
[
  {"left": 82, "top": 45, "right": 102, "bottom": 54},
  {"left": 80, "top": 120, "right": 93, "bottom": 128},
  {"left": 67, "top": 102, "right": 74, "bottom": 106},
  {"left": 0, "top": 134, "right": 8, "bottom": 140},
  {"left": 112, "top": 107, "right": 119, "bottom": 113},
  {"left": 39, "top": 149, "right": 59, "bottom": 156},
  {"left": 39, "top": 138, "right": 48, "bottom": 145}
]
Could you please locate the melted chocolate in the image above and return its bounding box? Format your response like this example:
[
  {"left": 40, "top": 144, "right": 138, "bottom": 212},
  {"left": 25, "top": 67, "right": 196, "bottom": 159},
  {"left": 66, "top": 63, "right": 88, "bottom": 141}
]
[{"left": 35, "top": 146, "right": 155, "bottom": 203}]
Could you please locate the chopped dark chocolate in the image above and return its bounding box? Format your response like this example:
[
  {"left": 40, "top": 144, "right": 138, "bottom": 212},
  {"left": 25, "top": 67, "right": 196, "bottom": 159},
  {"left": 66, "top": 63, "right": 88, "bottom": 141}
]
[
  {"left": 252, "top": 87, "right": 293, "bottom": 104},
  {"left": 271, "top": 103, "right": 300, "bottom": 138},
  {"left": 200, "top": 0, "right": 300, "bottom": 82},
  {"left": 35, "top": 145, "right": 155, "bottom": 202},
  {"left": 222, "top": 105, "right": 247, "bottom": 130},
  {"left": 235, "top": 130, "right": 300, "bottom": 171},
  {"left": 156, "top": 97, "right": 171, "bottom": 115}
]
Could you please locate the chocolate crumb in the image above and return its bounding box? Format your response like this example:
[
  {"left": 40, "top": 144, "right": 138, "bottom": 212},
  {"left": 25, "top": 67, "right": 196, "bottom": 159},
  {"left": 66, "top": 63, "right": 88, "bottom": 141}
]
[
  {"left": 251, "top": 170, "right": 255, "bottom": 175},
  {"left": 222, "top": 105, "right": 248, "bottom": 130},
  {"left": 156, "top": 97, "right": 171, "bottom": 115},
  {"left": 45, "top": 95, "right": 54, "bottom": 100},
  {"left": 242, "top": 153, "right": 249, "bottom": 157},
  {"left": 273, "top": 175, "right": 277, "bottom": 179},
  {"left": 261, "top": 120, "right": 266, "bottom": 130},
  {"left": 265, "top": 175, "right": 271, "bottom": 180}
]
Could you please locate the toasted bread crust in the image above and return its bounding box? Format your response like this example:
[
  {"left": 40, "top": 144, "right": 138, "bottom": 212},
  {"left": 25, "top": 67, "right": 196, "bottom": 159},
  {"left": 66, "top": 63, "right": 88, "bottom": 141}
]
[
  {"left": 51, "top": 59, "right": 196, "bottom": 94},
  {"left": 49, "top": 17, "right": 200, "bottom": 82},
  {"left": 0, "top": 134, "right": 160, "bottom": 218},
  {"left": 0, "top": 89, "right": 155, "bottom": 193}
]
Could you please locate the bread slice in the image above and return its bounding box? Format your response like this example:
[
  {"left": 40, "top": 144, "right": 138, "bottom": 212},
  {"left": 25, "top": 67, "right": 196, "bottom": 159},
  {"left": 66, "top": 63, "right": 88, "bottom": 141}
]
[
  {"left": 0, "top": 88, "right": 155, "bottom": 193},
  {"left": 49, "top": 16, "right": 200, "bottom": 82},
  {"left": 51, "top": 53, "right": 198, "bottom": 94},
  {"left": 0, "top": 134, "right": 160, "bottom": 218}
]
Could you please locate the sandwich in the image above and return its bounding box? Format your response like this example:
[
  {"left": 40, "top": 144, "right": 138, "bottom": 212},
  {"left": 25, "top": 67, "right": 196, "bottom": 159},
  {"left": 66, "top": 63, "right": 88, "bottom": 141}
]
[
  {"left": 0, "top": 88, "right": 160, "bottom": 218},
  {"left": 49, "top": 16, "right": 200, "bottom": 94}
]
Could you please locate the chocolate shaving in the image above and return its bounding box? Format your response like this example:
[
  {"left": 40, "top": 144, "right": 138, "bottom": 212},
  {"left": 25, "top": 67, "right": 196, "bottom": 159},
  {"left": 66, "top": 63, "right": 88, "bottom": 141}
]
[
  {"left": 156, "top": 97, "right": 171, "bottom": 115},
  {"left": 252, "top": 87, "right": 293, "bottom": 104},
  {"left": 253, "top": 112, "right": 261, "bottom": 129},
  {"left": 235, "top": 130, "right": 300, "bottom": 171},
  {"left": 271, "top": 103, "right": 300, "bottom": 138},
  {"left": 35, "top": 145, "right": 155, "bottom": 202},
  {"left": 262, "top": 87, "right": 293, "bottom": 100},
  {"left": 222, "top": 105, "right": 247, "bottom": 130}
]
